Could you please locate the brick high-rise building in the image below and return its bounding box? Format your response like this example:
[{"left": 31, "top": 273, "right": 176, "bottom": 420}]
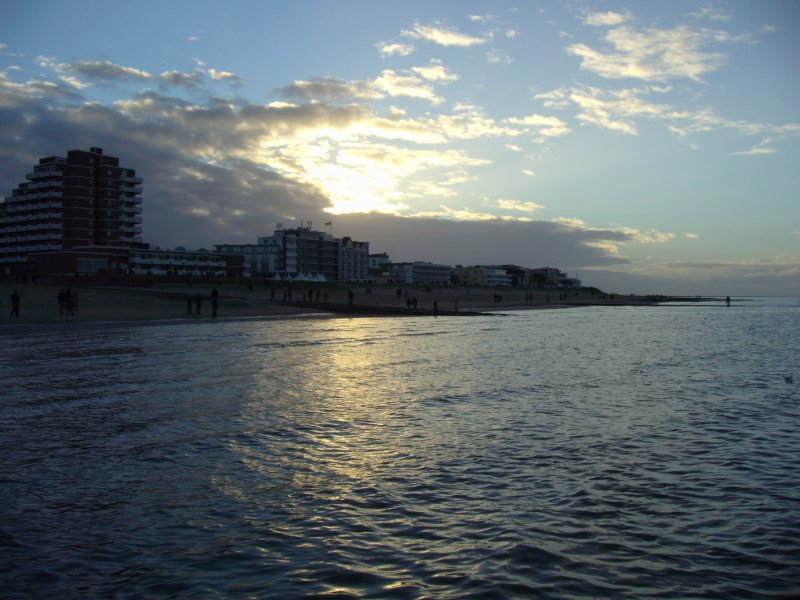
[{"left": 0, "top": 147, "right": 144, "bottom": 273}]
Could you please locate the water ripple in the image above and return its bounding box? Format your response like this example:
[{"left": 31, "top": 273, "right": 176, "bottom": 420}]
[{"left": 1, "top": 299, "right": 799, "bottom": 597}]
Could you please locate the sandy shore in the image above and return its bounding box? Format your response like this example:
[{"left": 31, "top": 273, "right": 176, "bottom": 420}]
[{"left": 0, "top": 279, "right": 658, "bottom": 329}]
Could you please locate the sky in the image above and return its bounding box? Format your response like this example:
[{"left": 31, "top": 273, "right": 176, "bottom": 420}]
[{"left": 1, "top": 0, "right": 798, "bottom": 295}]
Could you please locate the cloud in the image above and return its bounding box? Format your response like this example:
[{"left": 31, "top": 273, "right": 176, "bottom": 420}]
[
  {"left": 208, "top": 68, "right": 244, "bottom": 84},
  {"left": 619, "top": 256, "right": 800, "bottom": 295},
  {"left": 0, "top": 70, "right": 83, "bottom": 101},
  {"left": 732, "top": 146, "right": 777, "bottom": 156},
  {"left": 160, "top": 69, "right": 205, "bottom": 89},
  {"left": 376, "top": 42, "right": 414, "bottom": 57},
  {"left": 567, "top": 24, "right": 728, "bottom": 81},
  {"left": 496, "top": 199, "right": 544, "bottom": 213},
  {"left": 583, "top": 11, "right": 630, "bottom": 27},
  {"left": 372, "top": 69, "right": 445, "bottom": 104},
  {"left": 402, "top": 22, "right": 487, "bottom": 47},
  {"left": 280, "top": 70, "right": 445, "bottom": 105},
  {"left": 411, "top": 60, "right": 459, "bottom": 83},
  {"left": 536, "top": 85, "right": 670, "bottom": 135},
  {"left": 486, "top": 49, "right": 513, "bottom": 64},
  {"left": 331, "top": 213, "right": 636, "bottom": 272},
  {"left": 45, "top": 58, "right": 155, "bottom": 82},
  {"left": 58, "top": 75, "right": 89, "bottom": 90},
  {"left": 505, "top": 113, "right": 571, "bottom": 138},
  {"left": 613, "top": 227, "right": 677, "bottom": 243},
  {"left": 536, "top": 84, "right": 800, "bottom": 148},
  {"left": 690, "top": 7, "right": 731, "bottom": 22}
]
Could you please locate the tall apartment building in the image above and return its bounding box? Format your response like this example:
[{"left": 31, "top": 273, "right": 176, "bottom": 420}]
[
  {"left": 216, "top": 224, "right": 370, "bottom": 281},
  {"left": 0, "top": 147, "right": 143, "bottom": 272},
  {"left": 273, "top": 224, "right": 340, "bottom": 281}
]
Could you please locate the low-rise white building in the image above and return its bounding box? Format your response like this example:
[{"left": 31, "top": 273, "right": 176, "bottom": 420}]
[
  {"left": 214, "top": 239, "right": 282, "bottom": 277},
  {"left": 389, "top": 261, "right": 452, "bottom": 285},
  {"left": 129, "top": 248, "right": 244, "bottom": 277},
  {"left": 453, "top": 265, "right": 512, "bottom": 287}
]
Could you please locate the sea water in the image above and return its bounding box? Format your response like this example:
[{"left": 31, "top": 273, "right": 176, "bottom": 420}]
[{"left": 1, "top": 298, "right": 798, "bottom": 598}]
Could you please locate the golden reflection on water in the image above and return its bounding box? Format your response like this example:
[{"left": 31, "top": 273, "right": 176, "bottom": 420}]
[{"left": 216, "top": 318, "right": 412, "bottom": 505}]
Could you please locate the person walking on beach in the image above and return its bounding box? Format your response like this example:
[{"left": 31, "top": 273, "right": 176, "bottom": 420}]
[
  {"left": 211, "top": 287, "right": 219, "bottom": 317},
  {"left": 63, "top": 288, "right": 74, "bottom": 316},
  {"left": 194, "top": 293, "right": 203, "bottom": 315},
  {"left": 9, "top": 290, "right": 20, "bottom": 318},
  {"left": 57, "top": 288, "right": 66, "bottom": 314},
  {"left": 187, "top": 296, "right": 193, "bottom": 315}
]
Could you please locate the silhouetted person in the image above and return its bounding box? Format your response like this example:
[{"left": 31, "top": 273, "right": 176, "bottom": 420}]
[
  {"left": 212, "top": 297, "right": 218, "bottom": 318},
  {"left": 187, "top": 297, "right": 193, "bottom": 314},
  {"left": 433, "top": 300, "right": 438, "bottom": 316},
  {"left": 726, "top": 296, "right": 731, "bottom": 307},
  {"left": 194, "top": 293, "right": 203, "bottom": 315},
  {"left": 347, "top": 289, "right": 354, "bottom": 306},
  {"left": 64, "top": 288, "right": 74, "bottom": 316},
  {"left": 10, "top": 290, "right": 20, "bottom": 318}
]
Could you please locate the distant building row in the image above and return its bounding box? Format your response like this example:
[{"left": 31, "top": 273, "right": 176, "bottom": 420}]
[
  {"left": 0, "top": 147, "right": 579, "bottom": 287},
  {"left": 367, "top": 254, "right": 580, "bottom": 288}
]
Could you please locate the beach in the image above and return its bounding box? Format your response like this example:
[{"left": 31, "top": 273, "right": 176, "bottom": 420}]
[{"left": 0, "top": 278, "right": 662, "bottom": 327}]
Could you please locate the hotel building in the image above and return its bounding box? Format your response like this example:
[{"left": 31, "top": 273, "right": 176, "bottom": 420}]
[
  {"left": 0, "top": 147, "right": 144, "bottom": 273},
  {"left": 216, "top": 224, "right": 369, "bottom": 282}
]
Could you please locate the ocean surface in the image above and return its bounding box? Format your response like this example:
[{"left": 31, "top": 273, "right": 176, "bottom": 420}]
[{"left": 1, "top": 297, "right": 799, "bottom": 599}]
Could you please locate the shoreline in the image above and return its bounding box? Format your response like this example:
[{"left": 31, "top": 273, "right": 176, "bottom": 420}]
[{"left": 0, "top": 280, "right": 719, "bottom": 333}]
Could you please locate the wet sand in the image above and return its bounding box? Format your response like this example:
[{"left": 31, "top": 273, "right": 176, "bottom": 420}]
[{"left": 0, "top": 280, "right": 657, "bottom": 328}]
